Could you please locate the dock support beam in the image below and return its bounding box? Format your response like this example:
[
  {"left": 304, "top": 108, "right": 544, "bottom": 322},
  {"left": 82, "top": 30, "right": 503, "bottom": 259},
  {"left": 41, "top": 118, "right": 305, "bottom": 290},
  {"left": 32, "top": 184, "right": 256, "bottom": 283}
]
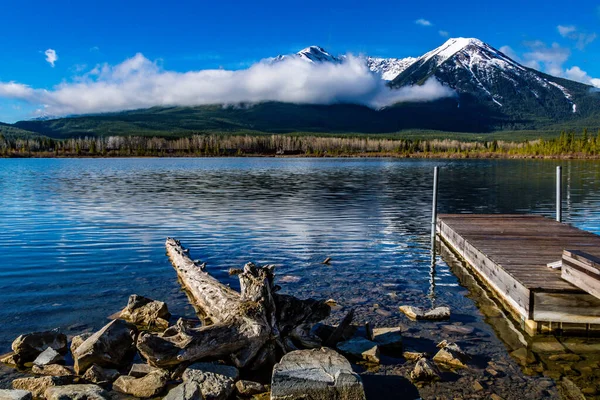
[{"left": 556, "top": 166, "right": 562, "bottom": 222}]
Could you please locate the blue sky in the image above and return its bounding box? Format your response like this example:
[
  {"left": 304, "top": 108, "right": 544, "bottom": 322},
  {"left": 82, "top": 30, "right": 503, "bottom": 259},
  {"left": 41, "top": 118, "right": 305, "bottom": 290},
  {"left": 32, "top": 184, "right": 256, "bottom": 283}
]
[{"left": 1, "top": 0, "right": 599, "bottom": 122}]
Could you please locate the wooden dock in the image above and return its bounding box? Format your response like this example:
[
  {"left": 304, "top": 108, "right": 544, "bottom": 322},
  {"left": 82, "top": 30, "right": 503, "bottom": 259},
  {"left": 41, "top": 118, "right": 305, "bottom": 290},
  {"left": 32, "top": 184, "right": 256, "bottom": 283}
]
[{"left": 437, "top": 214, "right": 600, "bottom": 335}]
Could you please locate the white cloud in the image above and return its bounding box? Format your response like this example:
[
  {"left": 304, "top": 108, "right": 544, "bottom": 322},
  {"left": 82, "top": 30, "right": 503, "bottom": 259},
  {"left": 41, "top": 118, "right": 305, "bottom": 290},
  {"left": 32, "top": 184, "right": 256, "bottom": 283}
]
[
  {"left": 415, "top": 19, "right": 432, "bottom": 27},
  {"left": 45, "top": 49, "right": 58, "bottom": 67},
  {"left": 505, "top": 41, "right": 599, "bottom": 88},
  {"left": 0, "top": 53, "right": 455, "bottom": 116},
  {"left": 557, "top": 25, "right": 597, "bottom": 50},
  {"left": 438, "top": 30, "right": 449, "bottom": 37},
  {"left": 558, "top": 25, "right": 577, "bottom": 37}
]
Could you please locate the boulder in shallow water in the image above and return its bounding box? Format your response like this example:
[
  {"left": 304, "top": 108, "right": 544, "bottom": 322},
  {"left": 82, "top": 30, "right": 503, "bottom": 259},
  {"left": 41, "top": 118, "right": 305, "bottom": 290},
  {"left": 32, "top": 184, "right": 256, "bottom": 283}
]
[
  {"left": 112, "top": 370, "right": 169, "bottom": 398},
  {"left": 433, "top": 341, "right": 470, "bottom": 368},
  {"left": 11, "top": 330, "right": 67, "bottom": 364},
  {"left": 162, "top": 382, "right": 201, "bottom": 400},
  {"left": 118, "top": 295, "right": 170, "bottom": 331},
  {"left": 271, "top": 347, "right": 366, "bottom": 400},
  {"left": 399, "top": 305, "right": 450, "bottom": 321},
  {"left": 0, "top": 389, "right": 32, "bottom": 400},
  {"left": 73, "top": 320, "right": 137, "bottom": 375},
  {"left": 0, "top": 352, "right": 19, "bottom": 367},
  {"left": 12, "top": 376, "right": 72, "bottom": 399},
  {"left": 33, "top": 347, "right": 63, "bottom": 367},
  {"left": 182, "top": 362, "right": 239, "bottom": 400},
  {"left": 372, "top": 327, "right": 403, "bottom": 353},
  {"left": 44, "top": 384, "right": 109, "bottom": 400},
  {"left": 336, "top": 337, "right": 380, "bottom": 364},
  {"left": 410, "top": 357, "right": 441, "bottom": 382}
]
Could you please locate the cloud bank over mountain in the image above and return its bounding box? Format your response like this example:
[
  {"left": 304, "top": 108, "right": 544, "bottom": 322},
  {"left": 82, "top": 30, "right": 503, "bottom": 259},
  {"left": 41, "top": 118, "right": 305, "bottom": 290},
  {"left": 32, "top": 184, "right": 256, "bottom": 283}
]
[{"left": 0, "top": 53, "right": 454, "bottom": 117}]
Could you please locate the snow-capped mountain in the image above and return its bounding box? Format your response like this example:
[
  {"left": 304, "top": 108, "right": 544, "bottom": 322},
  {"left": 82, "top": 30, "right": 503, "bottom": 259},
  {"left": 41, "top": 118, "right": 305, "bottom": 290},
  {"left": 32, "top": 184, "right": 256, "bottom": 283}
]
[
  {"left": 271, "top": 46, "right": 415, "bottom": 81},
  {"left": 391, "top": 37, "right": 585, "bottom": 116},
  {"left": 366, "top": 57, "right": 417, "bottom": 81}
]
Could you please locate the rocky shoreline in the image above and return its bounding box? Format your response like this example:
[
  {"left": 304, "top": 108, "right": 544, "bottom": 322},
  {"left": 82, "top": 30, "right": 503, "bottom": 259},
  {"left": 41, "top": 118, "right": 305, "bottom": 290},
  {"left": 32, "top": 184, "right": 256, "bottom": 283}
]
[{"left": 0, "top": 238, "right": 577, "bottom": 400}]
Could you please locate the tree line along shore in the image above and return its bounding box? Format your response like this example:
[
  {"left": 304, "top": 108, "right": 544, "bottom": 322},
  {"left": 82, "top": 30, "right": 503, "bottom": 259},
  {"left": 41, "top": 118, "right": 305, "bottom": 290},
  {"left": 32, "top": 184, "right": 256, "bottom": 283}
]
[{"left": 1, "top": 130, "right": 600, "bottom": 159}]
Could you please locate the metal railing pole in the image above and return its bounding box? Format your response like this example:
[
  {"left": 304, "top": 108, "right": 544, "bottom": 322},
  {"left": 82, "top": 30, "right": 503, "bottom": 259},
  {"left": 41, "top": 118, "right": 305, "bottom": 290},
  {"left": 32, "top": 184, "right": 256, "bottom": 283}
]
[
  {"left": 431, "top": 166, "right": 439, "bottom": 240},
  {"left": 556, "top": 166, "right": 562, "bottom": 222}
]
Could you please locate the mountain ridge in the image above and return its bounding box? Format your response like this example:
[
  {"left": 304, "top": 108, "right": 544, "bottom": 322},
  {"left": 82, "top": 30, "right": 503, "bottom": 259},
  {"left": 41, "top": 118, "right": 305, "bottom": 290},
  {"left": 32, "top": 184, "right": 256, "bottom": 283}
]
[{"left": 6, "top": 38, "right": 600, "bottom": 138}]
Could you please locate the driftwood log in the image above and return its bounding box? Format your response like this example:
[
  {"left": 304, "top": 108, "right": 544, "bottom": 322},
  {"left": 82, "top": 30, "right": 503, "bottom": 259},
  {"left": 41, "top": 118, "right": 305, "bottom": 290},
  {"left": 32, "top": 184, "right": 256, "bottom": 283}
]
[{"left": 137, "top": 238, "right": 330, "bottom": 369}]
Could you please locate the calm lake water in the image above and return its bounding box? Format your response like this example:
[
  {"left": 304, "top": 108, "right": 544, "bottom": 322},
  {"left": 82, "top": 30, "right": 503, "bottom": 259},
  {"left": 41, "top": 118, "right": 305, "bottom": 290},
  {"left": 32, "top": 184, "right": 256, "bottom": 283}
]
[{"left": 1, "top": 158, "right": 600, "bottom": 389}]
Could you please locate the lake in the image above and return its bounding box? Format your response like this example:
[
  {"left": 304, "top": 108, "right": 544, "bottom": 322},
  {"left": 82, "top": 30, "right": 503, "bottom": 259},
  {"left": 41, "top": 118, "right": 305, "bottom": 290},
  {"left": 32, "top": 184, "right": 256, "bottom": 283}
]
[{"left": 1, "top": 158, "right": 600, "bottom": 396}]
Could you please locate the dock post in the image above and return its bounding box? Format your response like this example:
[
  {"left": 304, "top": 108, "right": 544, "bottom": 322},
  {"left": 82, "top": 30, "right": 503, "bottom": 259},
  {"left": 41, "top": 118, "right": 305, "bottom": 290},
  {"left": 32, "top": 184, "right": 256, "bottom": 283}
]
[
  {"left": 556, "top": 166, "right": 562, "bottom": 222},
  {"left": 431, "top": 166, "right": 439, "bottom": 241}
]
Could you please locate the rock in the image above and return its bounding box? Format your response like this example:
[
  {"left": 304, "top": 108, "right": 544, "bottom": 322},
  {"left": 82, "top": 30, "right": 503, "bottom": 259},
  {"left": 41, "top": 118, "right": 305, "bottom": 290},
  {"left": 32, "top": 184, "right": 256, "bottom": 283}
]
[
  {"left": 127, "top": 364, "right": 159, "bottom": 378},
  {"left": 118, "top": 295, "right": 170, "bottom": 331},
  {"left": 112, "top": 370, "right": 169, "bottom": 398},
  {"left": 0, "top": 389, "right": 32, "bottom": 400},
  {"left": 549, "top": 353, "right": 581, "bottom": 362},
  {"left": 31, "top": 364, "right": 74, "bottom": 377},
  {"left": 162, "top": 382, "right": 201, "bottom": 400},
  {"left": 271, "top": 348, "right": 366, "bottom": 400},
  {"left": 510, "top": 348, "right": 536, "bottom": 366},
  {"left": 11, "top": 330, "right": 67, "bottom": 364},
  {"left": 372, "top": 327, "right": 403, "bottom": 353},
  {"left": 236, "top": 380, "right": 266, "bottom": 396},
  {"left": 433, "top": 341, "right": 469, "bottom": 369},
  {"left": 490, "top": 394, "right": 503, "bottom": 400},
  {"left": 70, "top": 334, "right": 93, "bottom": 356},
  {"left": 182, "top": 362, "right": 239, "bottom": 400},
  {"left": 12, "top": 376, "right": 71, "bottom": 399},
  {"left": 403, "top": 351, "right": 426, "bottom": 361},
  {"left": 82, "top": 365, "right": 120, "bottom": 383},
  {"left": 410, "top": 357, "right": 441, "bottom": 382},
  {"left": 44, "top": 384, "right": 109, "bottom": 400},
  {"left": 473, "top": 381, "right": 484, "bottom": 391},
  {"left": 559, "top": 377, "right": 586, "bottom": 400},
  {"left": 336, "top": 338, "right": 380, "bottom": 364},
  {"left": 0, "top": 352, "right": 20, "bottom": 367},
  {"left": 441, "top": 324, "right": 475, "bottom": 335},
  {"left": 33, "top": 347, "right": 63, "bottom": 367},
  {"left": 73, "top": 320, "right": 137, "bottom": 374},
  {"left": 399, "top": 305, "right": 450, "bottom": 321}
]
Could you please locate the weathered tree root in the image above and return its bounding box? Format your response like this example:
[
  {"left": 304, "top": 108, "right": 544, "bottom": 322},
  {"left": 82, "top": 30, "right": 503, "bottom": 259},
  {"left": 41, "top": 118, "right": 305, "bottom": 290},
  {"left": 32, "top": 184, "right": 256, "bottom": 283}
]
[{"left": 137, "top": 238, "right": 330, "bottom": 369}]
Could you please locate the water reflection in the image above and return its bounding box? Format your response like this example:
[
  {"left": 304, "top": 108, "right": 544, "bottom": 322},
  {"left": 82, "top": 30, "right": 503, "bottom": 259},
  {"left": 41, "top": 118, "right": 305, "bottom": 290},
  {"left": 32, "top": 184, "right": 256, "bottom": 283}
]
[{"left": 0, "top": 158, "right": 600, "bottom": 392}]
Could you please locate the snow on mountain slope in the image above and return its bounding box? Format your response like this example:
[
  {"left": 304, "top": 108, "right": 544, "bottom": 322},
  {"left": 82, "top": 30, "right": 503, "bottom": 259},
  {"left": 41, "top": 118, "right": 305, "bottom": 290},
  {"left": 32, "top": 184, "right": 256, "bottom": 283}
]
[
  {"left": 392, "top": 37, "right": 584, "bottom": 114},
  {"left": 366, "top": 57, "right": 417, "bottom": 80}
]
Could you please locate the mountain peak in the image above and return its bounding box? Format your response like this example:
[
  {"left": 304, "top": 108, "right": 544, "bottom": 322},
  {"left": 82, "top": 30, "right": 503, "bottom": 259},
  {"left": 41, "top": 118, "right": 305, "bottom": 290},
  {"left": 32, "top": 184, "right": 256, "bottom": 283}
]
[
  {"left": 420, "top": 37, "right": 489, "bottom": 64},
  {"left": 296, "top": 46, "right": 340, "bottom": 63}
]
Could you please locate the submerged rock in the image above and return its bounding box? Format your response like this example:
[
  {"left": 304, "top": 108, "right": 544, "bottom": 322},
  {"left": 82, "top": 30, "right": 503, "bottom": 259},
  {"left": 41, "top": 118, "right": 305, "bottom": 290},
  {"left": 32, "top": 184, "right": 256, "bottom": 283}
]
[
  {"left": 182, "top": 362, "right": 239, "bottom": 400},
  {"left": 44, "top": 384, "right": 109, "bottom": 400},
  {"left": 433, "top": 341, "right": 470, "bottom": 369},
  {"left": 0, "top": 389, "right": 32, "bottom": 400},
  {"left": 372, "top": 327, "right": 403, "bottom": 353},
  {"left": 271, "top": 348, "right": 366, "bottom": 400},
  {"left": 73, "top": 320, "right": 137, "bottom": 374},
  {"left": 12, "top": 376, "right": 71, "bottom": 399},
  {"left": 399, "top": 305, "right": 450, "bottom": 321},
  {"left": 163, "top": 382, "right": 201, "bottom": 400},
  {"left": 118, "top": 294, "right": 170, "bottom": 331},
  {"left": 410, "top": 357, "right": 441, "bottom": 382},
  {"left": 11, "top": 330, "right": 67, "bottom": 364},
  {"left": 33, "top": 347, "right": 63, "bottom": 367},
  {"left": 510, "top": 348, "right": 536, "bottom": 366},
  {"left": 336, "top": 337, "right": 380, "bottom": 364},
  {"left": 112, "top": 369, "right": 169, "bottom": 398}
]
